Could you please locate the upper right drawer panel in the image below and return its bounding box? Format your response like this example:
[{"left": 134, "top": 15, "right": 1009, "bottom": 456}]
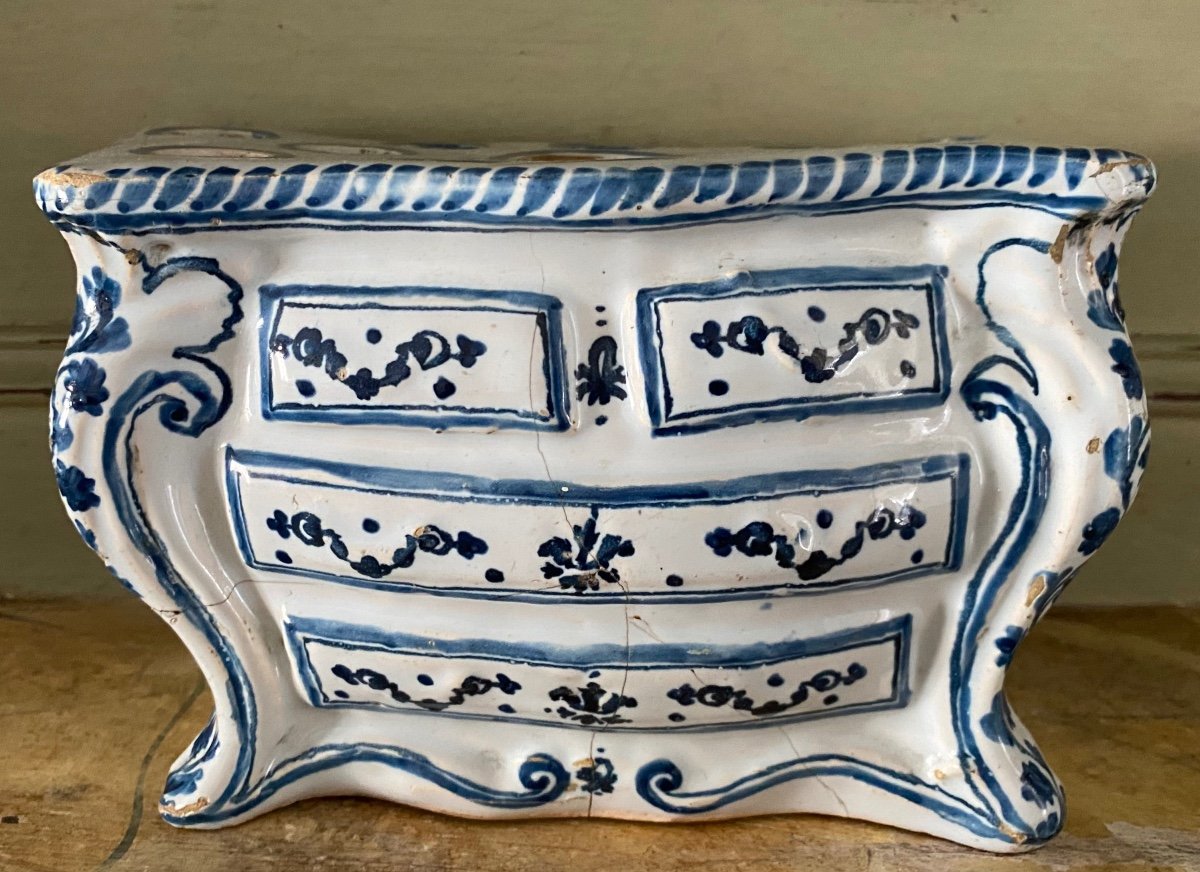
[{"left": 636, "top": 265, "right": 950, "bottom": 436}]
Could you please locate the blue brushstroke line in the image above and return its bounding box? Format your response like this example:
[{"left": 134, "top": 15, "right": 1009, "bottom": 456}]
[
  {"left": 1027, "top": 148, "right": 1061, "bottom": 188},
  {"left": 341, "top": 163, "right": 389, "bottom": 210},
  {"left": 378, "top": 164, "right": 423, "bottom": 211},
  {"left": 555, "top": 167, "right": 603, "bottom": 216},
  {"left": 189, "top": 167, "right": 238, "bottom": 211},
  {"left": 769, "top": 159, "right": 804, "bottom": 202},
  {"left": 996, "top": 146, "right": 1032, "bottom": 186},
  {"left": 728, "top": 162, "right": 770, "bottom": 205},
  {"left": 906, "top": 147, "right": 943, "bottom": 191},
  {"left": 117, "top": 168, "right": 168, "bottom": 213},
  {"left": 800, "top": 156, "right": 836, "bottom": 199},
  {"left": 224, "top": 167, "right": 275, "bottom": 212},
  {"left": 517, "top": 167, "right": 565, "bottom": 215},
  {"left": 833, "top": 153, "right": 872, "bottom": 201},
  {"left": 655, "top": 165, "right": 701, "bottom": 208},
  {"left": 263, "top": 164, "right": 317, "bottom": 209},
  {"left": 941, "top": 145, "right": 972, "bottom": 188},
  {"left": 873, "top": 150, "right": 910, "bottom": 196},
  {"left": 695, "top": 164, "right": 733, "bottom": 203},
  {"left": 305, "top": 163, "right": 355, "bottom": 208},
  {"left": 618, "top": 167, "right": 665, "bottom": 210},
  {"left": 410, "top": 165, "right": 455, "bottom": 211}
]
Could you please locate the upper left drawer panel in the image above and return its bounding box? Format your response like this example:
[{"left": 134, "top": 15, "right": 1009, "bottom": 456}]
[{"left": 260, "top": 285, "right": 570, "bottom": 431}]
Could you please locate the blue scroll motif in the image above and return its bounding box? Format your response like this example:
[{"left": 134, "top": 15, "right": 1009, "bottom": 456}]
[
  {"left": 665, "top": 661, "right": 867, "bottom": 718},
  {"left": 89, "top": 249, "right": 569, "bottom": 825},
  {"left": 637, "top": 239, "right": 1066, "bottom": 846},
  {"left": 330, "top": 665, "right": 521, "bottom": 712}
]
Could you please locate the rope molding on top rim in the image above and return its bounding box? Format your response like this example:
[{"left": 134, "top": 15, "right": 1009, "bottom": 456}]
[{"left": 35, "top": 141, "right": 1155, "bottom": 233}]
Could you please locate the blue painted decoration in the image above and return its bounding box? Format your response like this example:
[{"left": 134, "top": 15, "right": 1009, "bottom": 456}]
[{"left": 265, "top": 509, "right": 487, "bottom": 579}]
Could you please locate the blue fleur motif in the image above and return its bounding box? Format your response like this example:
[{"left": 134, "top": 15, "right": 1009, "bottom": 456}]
[
  {"left": 67, "top": 267, "right": 131, "bottom": 354},
  {"left": 537, "top": 507, "right": 635, "bottom": 593},
  {"left": 575, "top": 336, "right": 627, "bottom": 406},
  {"left": 994, "top": 626, "right": 1023, "bottom": 667},
  {"left": 576, "top": 756, "right": 618, "bottom": 795},
  {"left": 1078, "top": 507, "right": 1121, "bottom": 556},
  {"left": 1103, "top": 416, "right": 1149, "bottom": 509},
  {"left": 56, "top": 460, "right": 100, "bottom": 511},
  {"left": 1108, "top": 339, "right": 1143, "bottom": 400},
  {"left": 62, "top": 358, "right": 109, "bottom": 416}
]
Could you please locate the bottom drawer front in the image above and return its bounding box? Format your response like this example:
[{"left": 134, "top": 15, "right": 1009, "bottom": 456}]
[{"left": 286, "top": 615, "right": 911, "bottom": 731}]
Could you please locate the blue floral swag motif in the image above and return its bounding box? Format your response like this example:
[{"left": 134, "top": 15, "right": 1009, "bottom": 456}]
[
  {"left": 705, "top": 503, "right": 926, "bottom": 582},
  {"left": 266, "top": 509, "right": 487, "bottom": 579},
  {"left": 691, "top": 307, "right": 920, "bottom": 383},
  {"left": 330, "top": 664, "right": 521, "bottom": 712},
  {"left": 270, "top": 326, "right": 487, "bottom": 401}
]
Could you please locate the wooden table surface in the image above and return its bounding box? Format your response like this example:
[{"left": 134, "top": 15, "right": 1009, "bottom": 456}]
[{"left": 1, "top": 598, "right": 1197, "bottom": 872}]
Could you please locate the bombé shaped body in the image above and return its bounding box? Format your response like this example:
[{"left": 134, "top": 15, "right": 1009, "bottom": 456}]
[{"left": 37, "top": 129, "right": 1153, "bottom": 851}]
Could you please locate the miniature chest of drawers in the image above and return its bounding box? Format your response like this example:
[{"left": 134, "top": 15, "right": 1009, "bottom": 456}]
[{"left": 37, "top": 128, "right": 1154, "bottom": 851}]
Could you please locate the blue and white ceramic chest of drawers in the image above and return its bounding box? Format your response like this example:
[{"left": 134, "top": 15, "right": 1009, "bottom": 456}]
[{"left": 36, "top": 128, "right": 1154, "bottom": 851}]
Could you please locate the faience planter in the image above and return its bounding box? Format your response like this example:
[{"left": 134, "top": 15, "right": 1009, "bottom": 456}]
[{"left": 36, "top": 128, "right": 1154, "bottom": 851}]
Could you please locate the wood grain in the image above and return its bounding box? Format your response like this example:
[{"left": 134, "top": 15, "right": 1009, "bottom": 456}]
[{"left": 1, "top": 598, "right": 1197, "bottom": 871}]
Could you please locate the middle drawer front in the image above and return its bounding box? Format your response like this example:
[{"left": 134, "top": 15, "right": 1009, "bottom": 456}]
[{"left": 227, "top": 449, "right": 967, "bottom": 602}]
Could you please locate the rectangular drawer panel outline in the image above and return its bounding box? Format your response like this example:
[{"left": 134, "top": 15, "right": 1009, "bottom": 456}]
[
  {"left": 227, "top": 448, "right": 969, "bottom": 603},
  {"left": 259, "top": 284, "right": 571, "bottom": 431},
  {"left": 636, "top": 265, "right": 952, "bottom": 436},
  {"left": 285, "top": 614, "right": 912, "bottom": 732}
]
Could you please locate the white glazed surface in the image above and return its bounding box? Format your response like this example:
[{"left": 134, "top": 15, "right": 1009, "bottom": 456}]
[{"left": 38, "top": 129, "right": 1153, "bottom": 851}]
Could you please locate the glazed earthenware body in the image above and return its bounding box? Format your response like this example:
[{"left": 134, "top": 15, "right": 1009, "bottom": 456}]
[{"left": 37, "top": 129, "right": 1153, "bottom": 851}]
